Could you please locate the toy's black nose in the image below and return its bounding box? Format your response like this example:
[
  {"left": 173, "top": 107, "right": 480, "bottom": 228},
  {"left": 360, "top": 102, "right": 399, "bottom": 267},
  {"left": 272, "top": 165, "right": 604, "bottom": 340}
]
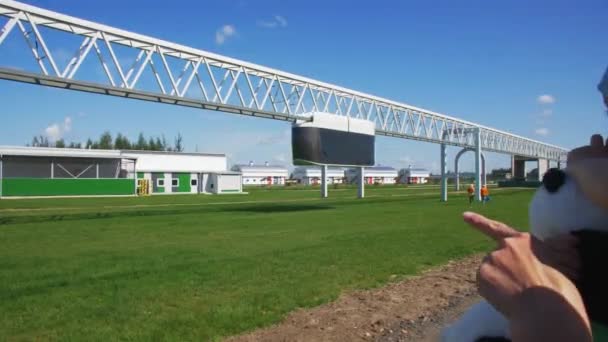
[{"left": 542, "top": 168, "right": 566, "bottom": 193}]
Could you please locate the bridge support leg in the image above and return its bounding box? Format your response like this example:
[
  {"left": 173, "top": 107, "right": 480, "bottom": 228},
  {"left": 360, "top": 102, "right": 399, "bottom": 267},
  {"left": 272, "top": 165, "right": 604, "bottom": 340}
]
[
  {"left": 454, "top": 158, "right": 460, "bottom": 191},
  {"left": 357, "top": 167, "right": 365, "bottom": 199},
  {"left": 537, "top": 158, "right": 549, "bottom": 181},
  {"left": 474, "top": 129, "right": 482, "bottom": 201},
  {"left": 321, "top": 165, "right": 328, "bottom": 198},
  {"left": 511, "top": 156, "right": 526, "bottom": 180},
  {"left": 440, "top": 143, "right": 448, "bottom": 202}
]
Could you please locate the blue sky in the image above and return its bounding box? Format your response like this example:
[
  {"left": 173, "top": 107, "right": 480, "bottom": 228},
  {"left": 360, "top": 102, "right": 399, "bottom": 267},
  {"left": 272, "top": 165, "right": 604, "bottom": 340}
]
[{"left": 0, "top": 0, "right": 606, "bottom": 172}]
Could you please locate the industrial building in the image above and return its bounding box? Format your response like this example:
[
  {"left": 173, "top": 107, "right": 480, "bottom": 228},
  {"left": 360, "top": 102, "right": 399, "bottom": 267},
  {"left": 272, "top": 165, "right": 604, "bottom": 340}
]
[
  {"left": 126, "top": 150, "right": 242, "bottom": 195},
  {"left": 292, "top": 166, "right": 345, "bottom": 185},
  {"left": 398, "top": 167, "right": 431, "bottom": 184},
  {"left": 0, "top": 146, "right": 241, "bottom": 198},
  {"left": 231, "top": 162, "right": 289, "bottom": 186},
  {"left": 345, "top": 166, "right": 398, "bottom": 185}
]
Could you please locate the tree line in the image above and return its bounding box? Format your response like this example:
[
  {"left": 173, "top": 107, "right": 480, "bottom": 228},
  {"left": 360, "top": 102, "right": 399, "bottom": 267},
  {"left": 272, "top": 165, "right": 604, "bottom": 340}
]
[{"left": 29, "top": 132, "right": 184, "bottom": 152}]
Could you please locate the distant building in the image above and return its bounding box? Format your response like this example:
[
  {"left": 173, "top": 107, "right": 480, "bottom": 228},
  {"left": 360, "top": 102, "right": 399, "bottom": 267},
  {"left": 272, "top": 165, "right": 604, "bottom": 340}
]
[
  {"left": 490, "top": 168, "right": 512, "bottom": 180},
  {"left": 398, "top": 167, "right": 430, "bottom": 184},
  {"left": 231, "top": 162, "right": 289, "bottom": 186},
  {"left": 345, "top": 166, "right": 398, "bottom": 184},
  {"left": 0, "top": 146, "right": 242, "bottom": 197},
  {"left": 526, "top": 168, "right": 539, "bottom": 180},
  {"left": 125, "top": 150, "right": 242, "bottom": 195},
  {"left": 292, "top": 166, "right": 345, "bottom": 185}
]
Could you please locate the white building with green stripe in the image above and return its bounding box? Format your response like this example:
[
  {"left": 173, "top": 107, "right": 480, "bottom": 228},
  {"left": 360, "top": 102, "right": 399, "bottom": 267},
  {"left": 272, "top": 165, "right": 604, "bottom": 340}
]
[
  {"left": 0, "top": 146, "right": 242, "bottom": 198},
  {"left": 123, "top": 150, "right": 242, "bottom": 195}
]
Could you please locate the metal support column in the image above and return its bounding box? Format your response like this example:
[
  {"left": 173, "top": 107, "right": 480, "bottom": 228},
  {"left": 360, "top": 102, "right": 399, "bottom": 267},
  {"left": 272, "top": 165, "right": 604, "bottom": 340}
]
[
  {"left": 440, "top": 143, "right": 448, "bottom": 202},
  {"left": 537, "top": 158, "right": 549, "bottom": 181},
  {"left": 0, "top": 155, "right": 3, "bottom": 198},
  {"left": 454, "top": 160, "right": 460, "bottom": 191},
  {"left": 357, "top": 167, "right": 365, "bottom": 199},
  {"left": 474, "top": 128, "right": 482, "bottom": 201},
  {"left": 321, "top": 164, "right": 328, "bottom": 198}
]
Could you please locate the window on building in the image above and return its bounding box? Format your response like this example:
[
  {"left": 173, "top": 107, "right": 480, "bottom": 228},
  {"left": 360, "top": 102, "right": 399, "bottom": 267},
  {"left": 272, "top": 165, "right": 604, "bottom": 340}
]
[
  {"left": 191, "top": 179, "right": 197, "bottom": 186},
  {"left": 157, "top": 179, "right": 165, "bottom": 187},
  {"left": 172, "top": 178, "right": 179, "bottom": 187}
]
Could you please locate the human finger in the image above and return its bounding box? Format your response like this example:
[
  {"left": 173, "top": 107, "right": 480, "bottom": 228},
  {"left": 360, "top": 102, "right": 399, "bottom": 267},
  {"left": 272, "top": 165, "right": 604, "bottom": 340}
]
[
  {"left": 463, "top": 212, "right": 521, "bottom": 242},
  {"left": 477, "top": 256, "right": 513, "bottom": 316}
]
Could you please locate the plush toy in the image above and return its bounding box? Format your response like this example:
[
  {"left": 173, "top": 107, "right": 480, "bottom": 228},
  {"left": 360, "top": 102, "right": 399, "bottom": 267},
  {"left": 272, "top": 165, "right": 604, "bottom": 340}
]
[{"left": 441, "top": 158, "right": 608, "bottom": 342}]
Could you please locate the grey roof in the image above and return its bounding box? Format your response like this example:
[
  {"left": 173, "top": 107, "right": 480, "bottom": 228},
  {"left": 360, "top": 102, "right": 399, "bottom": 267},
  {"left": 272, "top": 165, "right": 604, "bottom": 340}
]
[
  {"left": 120, "top": 149, "right": 225, "bottom": 157},
  {"left": 0, "top": 146, "right": 226, "bottom": 158},
  {"left": 0, "top": 145, "right": 126, "bottom": 159},
  {"left": 402, "top": 168, "right": 430, "bottom": 172},
  {"left": 366, "top": 166, "right": 396, "bottom": 171},
  {"left": 233, "top": 164, "right": 288, "bottom": 172}
]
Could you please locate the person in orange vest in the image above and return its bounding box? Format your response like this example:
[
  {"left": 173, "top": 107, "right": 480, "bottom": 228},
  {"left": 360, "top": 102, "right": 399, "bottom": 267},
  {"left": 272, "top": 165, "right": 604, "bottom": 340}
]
[
  {"left": 467, "top": 183, "right": 475, "bottom": 205},
  {"left": 481, "top": 185, "right": 490, "bottom": 204}
]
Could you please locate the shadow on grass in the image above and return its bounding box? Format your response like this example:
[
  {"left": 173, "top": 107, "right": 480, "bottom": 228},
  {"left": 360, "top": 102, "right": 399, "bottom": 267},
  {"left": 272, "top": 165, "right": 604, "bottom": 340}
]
[
  {"left": 221, "top": 204, "right": 334, "bottom": 214},
  {"left": 0, "top": 189, "right": 529, "bottom": 225}
]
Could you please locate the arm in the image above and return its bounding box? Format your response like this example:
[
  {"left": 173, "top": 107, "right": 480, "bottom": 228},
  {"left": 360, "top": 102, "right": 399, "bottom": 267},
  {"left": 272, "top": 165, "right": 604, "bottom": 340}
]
[{"left": 464, "top": 212, "right": 592, "bottom": 342}]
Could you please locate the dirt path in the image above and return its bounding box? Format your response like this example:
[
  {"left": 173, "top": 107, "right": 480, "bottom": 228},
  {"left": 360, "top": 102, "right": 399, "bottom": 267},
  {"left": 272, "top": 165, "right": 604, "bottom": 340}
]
[{"left": 227, "top": 254, "right": 483, "bottom": 342}]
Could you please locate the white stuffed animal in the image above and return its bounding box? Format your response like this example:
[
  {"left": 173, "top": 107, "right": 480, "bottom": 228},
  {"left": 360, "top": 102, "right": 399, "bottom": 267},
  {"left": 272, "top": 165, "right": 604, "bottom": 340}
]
[{"left": 442, "top": 166, "right": 608, "bottom": 342}]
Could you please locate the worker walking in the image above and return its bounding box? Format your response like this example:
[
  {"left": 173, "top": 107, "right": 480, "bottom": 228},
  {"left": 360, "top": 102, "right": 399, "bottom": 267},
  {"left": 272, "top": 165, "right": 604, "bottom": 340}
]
[
  {"left": 481, "top": 185, "right": 490, "bottom": 204},
  {"left": 467, "top": 184, "right": 475, "bottom": 206}
]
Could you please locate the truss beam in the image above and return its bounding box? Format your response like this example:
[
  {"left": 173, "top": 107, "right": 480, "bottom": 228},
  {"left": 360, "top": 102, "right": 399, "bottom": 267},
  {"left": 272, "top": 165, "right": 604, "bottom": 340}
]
[{"left": 0, "top": 0, "right": 568, "bottom": 161}]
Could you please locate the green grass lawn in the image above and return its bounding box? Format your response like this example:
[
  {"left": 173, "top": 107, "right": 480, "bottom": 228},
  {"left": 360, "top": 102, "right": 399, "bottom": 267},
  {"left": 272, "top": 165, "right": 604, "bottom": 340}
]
[{"left": 0, "top": 186, "right": 533, "bottom": 341}]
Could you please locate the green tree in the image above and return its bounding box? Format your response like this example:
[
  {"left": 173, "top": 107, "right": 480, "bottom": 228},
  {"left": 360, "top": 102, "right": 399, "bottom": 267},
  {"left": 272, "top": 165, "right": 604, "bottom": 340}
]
[
  {"left": 155, "top": 137, "right": 163, "bottom": 151},
  {"left": 136, "top": 133, "right": 147, "bottom": 150},
  {"left": 55, "top": 139, "right": 66, "bottom": 148},
  {"left": 114, "top": 133, "right": 131, "bottom": 150},
  {"left": 114, "top": 133, "right": 124, "bottom": 149},
  {"left": 162, "top": 135, "right": 169, "bottom": 151},
  {"left": 98, "top": 131, "right": 113, "bottom": 149},
  {"left": 174, "top": 133, "right": 184, "bottom": 152},
  {"left": 85, "top": 138, "right": 93, "bottom": 149},
  {"left": 148, "top": 137, "right": 156, "bottom": 151}
]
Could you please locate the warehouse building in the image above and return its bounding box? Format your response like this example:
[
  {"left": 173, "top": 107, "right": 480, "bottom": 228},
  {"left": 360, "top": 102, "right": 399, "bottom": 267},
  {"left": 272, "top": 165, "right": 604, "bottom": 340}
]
[
  {"left": 231, "top": 162, "right": 289, "bottom": 186},
  {"left": 125, "top": 150, "right": 242, "bottom": 195},
  {"left": 398, "top": 167, "right": 431, "bottom": 184},
  {"left": 345, "top": 166, "right": 398, "bottom": 185},
  {"left": 291, "top": 166, "right": 345, "bottom": 185},
  {"left": 0, "top": 146, "right": 241, "bottom": 198}
]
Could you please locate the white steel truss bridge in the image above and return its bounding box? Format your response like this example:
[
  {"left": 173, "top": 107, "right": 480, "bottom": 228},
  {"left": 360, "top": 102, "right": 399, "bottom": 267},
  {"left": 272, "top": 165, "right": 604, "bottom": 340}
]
[{"left": 0, "top": 0, "right": 569, "bottom": 200}]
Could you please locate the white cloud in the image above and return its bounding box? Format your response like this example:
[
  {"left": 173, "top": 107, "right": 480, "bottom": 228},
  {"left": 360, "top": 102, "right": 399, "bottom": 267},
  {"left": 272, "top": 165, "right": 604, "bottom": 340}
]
[
  {"left": 535, "top": 127, "right": 549, "bottom": 136},
  {"left": 256, "top": 128, "right": 290, "bottom": 146},
  {"left": 44, "top": 116, "right": 72, "bottom": 142},
  {"left": 63, "top": 116, "right": 72, "bottom": 132},
  {"left": 537, "top": 94, "right": 555, "bottom": 105},
  {"left": 273, "top": 153, "right": 287, "bottom": 163},
  {"left": 45, "top": 124, "right": 62, "bottom": 142},
  {"left": 257, "top": 15, "right": 288, "bottom": 29},
  {"left": 398, "top": 156, "right": 414, "bottom": 166},
  {"left": 540, "top": 108, "right": 552, "bottom": 117},
  {"left": 275, "top": 15, "right": 287, "bottom": 27},
  {"left": 216, "top": 25, "right": 236, "bottom": 45}
]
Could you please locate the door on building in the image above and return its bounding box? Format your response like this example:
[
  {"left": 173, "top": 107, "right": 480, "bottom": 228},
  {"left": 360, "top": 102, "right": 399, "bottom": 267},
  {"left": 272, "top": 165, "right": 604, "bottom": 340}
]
[{"left": 190, "top": 173, "right": 198, "bottom": 193}]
